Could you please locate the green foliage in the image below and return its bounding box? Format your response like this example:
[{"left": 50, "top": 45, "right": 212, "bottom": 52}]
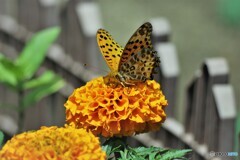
[
  {"left": 0, "top": 131, "right": 3, "bottom": 147},
  {"left": 102, "top": 137, "right": 127, "bottom": 157},
  {"left": 103, "top": 137, "right": 191, "bottom": 160},
  {"left": 116, "top": 146, "right": 190, "bottom": 160},
  {"left": 0, "top": 27, "right": 61, "bottom": 90},
  {"left": 0, "top": 27, "right": 64, "bottom": 132},
  {"left": 0, "top": 54, "right": 19, "bottom": 88},
  {"left": 15, "top": 27, "right": 61, "bottom": 80},
  {"left": 22, "top": 71, "right": 65, "bottom": 109},
  {"left": 0, "top": 27, "right": 61, "bottom": 89}
]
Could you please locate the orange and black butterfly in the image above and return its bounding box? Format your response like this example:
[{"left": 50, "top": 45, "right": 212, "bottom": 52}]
[{"left": 97, "top": 22, "right": 160, "bottom": 86}]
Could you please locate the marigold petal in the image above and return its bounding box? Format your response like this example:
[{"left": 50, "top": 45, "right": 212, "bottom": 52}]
[
  {"left": 0, "top": 126, "right": 106, "bottom": 160},
  {"left": 65, "top": 77, "right": 168, "bottom": 137}
]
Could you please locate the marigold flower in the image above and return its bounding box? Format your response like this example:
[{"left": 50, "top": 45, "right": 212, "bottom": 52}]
[
  {"left": 65, "top": 77, "right": 168, "bottom": 137},
  {"left": 0, "top": 126, "right": 106, "bottom": 160}
]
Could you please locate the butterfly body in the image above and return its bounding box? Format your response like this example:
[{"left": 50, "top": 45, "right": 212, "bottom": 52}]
[{"left": 97, "top": 22, "right": 160, "bottom": 87}]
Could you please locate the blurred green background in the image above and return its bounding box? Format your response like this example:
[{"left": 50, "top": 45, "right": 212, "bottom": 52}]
[{"left": 98, "top": 0, "right": 240, "bottom": 121}]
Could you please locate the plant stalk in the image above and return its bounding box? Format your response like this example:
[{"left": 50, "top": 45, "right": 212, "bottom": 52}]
[{"left": 17, "top": 90, "right": 25, "bottom": 133}]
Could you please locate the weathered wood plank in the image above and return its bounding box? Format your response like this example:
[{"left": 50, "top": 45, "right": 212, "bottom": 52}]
[
  {"left": 211, "top": 84, "right": 236, "bottom": 151},
  {"left": 184, "top": 71, "right": 201, "bottom": 133},
  {"left": 150, "top": 18, "right": 171, "bottom": 43},
  {"left": 151, "top": 18, "right": 179, "bottom": 118},
  {"left": 154, "top": 43, "right": 179, "bottom": 118},
  {"left": 202, "top": 58, "right": 229, "bottom": 146}
]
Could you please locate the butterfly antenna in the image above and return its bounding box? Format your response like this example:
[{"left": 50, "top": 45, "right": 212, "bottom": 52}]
[{"left": 83, "top": 63, "right": 109, "bottom": 74}]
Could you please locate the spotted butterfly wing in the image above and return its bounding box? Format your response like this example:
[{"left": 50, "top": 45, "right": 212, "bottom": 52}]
[
  {"left": 97, "top": 29, "right": 123, "bottom": 72},
  {"left": 119, "top": 22, "right": 153, "bottom": 66},
  {"left": 118, "top": 22, "right": 159, "bottom": 82},
  {"left": 119, "top": 48, "right": 159, "bottom": 82}
]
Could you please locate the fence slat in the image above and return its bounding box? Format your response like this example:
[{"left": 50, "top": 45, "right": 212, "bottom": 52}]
[
  {"left": 211, "top": 84, "right": 236, "bottom": 151},
  {"left": 203, "top": 58, "right": 229, "bottom": 146},
  {"left": 151, "top": 18, "right": 179, "bottom": 118},
  {"left": 184, "top": 70, "right": 201, "bottom": 133},
  {"left": 75, "top": 1, "right": 106, "bottom": 73},
  {"left": 155, "top": 43, "right": 179, "bottom": 118},
  {"left": 150, "top": 18, "right": 171, "bottom": 43}
]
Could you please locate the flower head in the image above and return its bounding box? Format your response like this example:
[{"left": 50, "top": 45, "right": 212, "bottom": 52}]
[
  {"left": 65, "top": 77, "right": 167, "bottom": 137},
  {"left": 0, "top": 126, "right": 106, "bottom": 160}
]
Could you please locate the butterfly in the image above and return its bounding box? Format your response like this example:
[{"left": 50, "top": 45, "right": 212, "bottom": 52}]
[{"left": 96, "top": 22, "right": 160, "bottom": 87}]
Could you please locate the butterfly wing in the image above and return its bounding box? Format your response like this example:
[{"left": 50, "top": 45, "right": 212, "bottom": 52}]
[
  {"left": 119, "top": 22, "right": 153, "bottom": 66},
  {"left": 120, "top": 48, "right": 160, "bottom": 82},
  {"left": 119, "top": 22, "right": 159, "bottom": 82},
  {"left": 97, "top": 29, "right": 123, "bottom": 72}
]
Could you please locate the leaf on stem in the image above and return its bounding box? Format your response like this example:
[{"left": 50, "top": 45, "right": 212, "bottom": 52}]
[
  {"left": 21, "top": 74, "right": 64, "bottom": 109},
  {"left": 23, "top": 71, "right": 58, "bottom": 90},
  {"left": 0, "top": 54, "right": 19, "bottom": 88},
  {"left": 15, "top": 27, "right": 60, "bottom": 80}
]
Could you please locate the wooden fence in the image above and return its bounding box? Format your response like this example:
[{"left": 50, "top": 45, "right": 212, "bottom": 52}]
[{"left": 0, "top": 0, "right": 237, "bottom": 160}]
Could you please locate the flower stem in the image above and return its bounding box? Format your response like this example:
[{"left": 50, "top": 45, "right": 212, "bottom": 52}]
[{"left": 17, "top": 90, "right": 25, "bottom": 133}]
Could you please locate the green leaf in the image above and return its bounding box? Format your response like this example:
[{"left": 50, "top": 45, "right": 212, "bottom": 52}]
[
  {"left": 102, "top": 143, "right": 122, "bottom": 158},
  {"left": 15, "top": 27, "right": 60, "bottom": 80},
  {"left": 102, "top": 137, "right": 127, "bottom": 157},
  {"left": 0, "top": 131, "right": 4, "bottom": 147},
  {"left": 102, "top": 144, "right": 114, "bottom": 156},
  {"left": 23, "top": 71, "right": 58, "bottom": 90},
  {"left": 117, "top": 146, "right": 191, "bottom": 160},
  {"left": 0, "top": 54, "right": 19, "bottom": 88},
  {"left": 102, "top": 137, "right": 191, "bottom": 160},
  {"left": 21, "top": 75, "right": 64, "bottom": 109},
  {"left": 156, "top": 148, "right": 192, "bottom": 160}
]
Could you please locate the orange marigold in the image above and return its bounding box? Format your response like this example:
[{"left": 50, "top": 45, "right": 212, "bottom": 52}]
[
  {"left": 0, "top": 126, "right": 106, "bottom": 160},
  {"left": 65, "top": 77, "right": 168, "bottom": 137}
]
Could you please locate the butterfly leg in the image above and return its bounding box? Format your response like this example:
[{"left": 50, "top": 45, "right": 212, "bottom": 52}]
[
  {"left": 120, "top": 82, "right": 126, "bottom": 87},
  {"left": 122, "top": 81, "right": 135, "bottom": 87}
]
